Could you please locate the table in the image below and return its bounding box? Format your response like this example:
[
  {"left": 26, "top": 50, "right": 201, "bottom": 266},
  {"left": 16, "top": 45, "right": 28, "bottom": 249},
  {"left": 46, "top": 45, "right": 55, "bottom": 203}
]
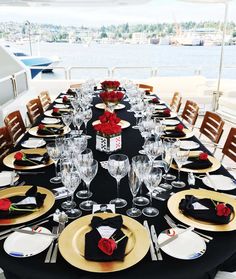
[{"left": 0, "top": 92, "right": 236, "bottom": 279}]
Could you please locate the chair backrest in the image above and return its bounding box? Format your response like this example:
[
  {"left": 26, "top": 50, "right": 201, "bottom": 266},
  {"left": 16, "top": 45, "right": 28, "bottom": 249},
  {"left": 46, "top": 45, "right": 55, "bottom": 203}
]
[
  {"left": 26, "top": 98, "right": 44, "bottom": 125},
  {"left": 170, "top": 92, "right": 182, "bottom": 112},
  {"left": 70, "top": 83, "right": 82, "bottom": 89},
  {"left": 38, "top": 91, "right": 51, "bottom": 111},
  {"left": 4, "top": 110, "right": 26, "bottom": 144},
  {"left": 181, "top": 100, "right": 199, "bottom": 128},
  {"left": 137, "top": 84, "right": 153, "bottom": 93},
  {"left": 199, "top": 111, "right": 225, "bottom": 144},
  {"left": 0, "top": 126, "right": 13, "bottom": 162},
  {"left": 222, "top": 127, "right": 236, "bottom": 162}
]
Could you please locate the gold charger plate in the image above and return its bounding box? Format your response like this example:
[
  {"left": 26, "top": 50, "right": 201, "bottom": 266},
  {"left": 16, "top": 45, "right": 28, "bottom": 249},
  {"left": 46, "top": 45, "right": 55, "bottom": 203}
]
[
  {"left": 95, "top": 103, "right": 126, "bottom": 110},
  {"left": 92, "top": 120, "right": 130, "bottom": 129},
  {"left": 28, "top": 125, "right": 71, "bottom": 138},
  {"left": 44, "top": 109, "right": 71, "bottom": 118},
  {"left": 163, "top": 128, "right": 194, "bottom": 140},
  {"left": 58, "top": 213, "right": 150, "bottom": 273},
  {"left": 168, "top": 189, "right": 236, "bottom": 231},
  {"left": 3, "top": 148, "right": 54, "bottom": 170},
  {"left": 171, "top": 151, "right": 221, "bottom": 173},
  {"left": 153, "top": 112, "right": 177, "bottom": 119},
  {"left": 0, "top": 185, "right": 55, "bottom": 226}
]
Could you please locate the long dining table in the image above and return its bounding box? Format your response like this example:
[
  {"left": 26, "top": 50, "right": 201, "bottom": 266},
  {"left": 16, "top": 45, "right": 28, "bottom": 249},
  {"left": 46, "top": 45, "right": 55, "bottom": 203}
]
[{"left": 0, "top": 90, "right": 236, "bottom": 279}]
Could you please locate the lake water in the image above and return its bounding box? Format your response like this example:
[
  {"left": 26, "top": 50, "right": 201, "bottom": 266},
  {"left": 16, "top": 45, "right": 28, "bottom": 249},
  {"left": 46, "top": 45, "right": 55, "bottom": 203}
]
[{"left": 18, "top": 42, "right": 236, "bottom": 79}]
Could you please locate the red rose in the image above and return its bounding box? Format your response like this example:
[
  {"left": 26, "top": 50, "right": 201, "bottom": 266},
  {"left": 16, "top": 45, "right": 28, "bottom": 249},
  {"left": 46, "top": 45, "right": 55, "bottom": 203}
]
[
  {"left": 164, "top": 109, "right": 171, "bottom": 116},
  {"left": 199, "top": 152, "right": 208, "bottom": 161},
  {"left": 38, "top": 124, "right": 45, "bottom": 130},
  {"left": 175, "top": 124, "right": 184, "bottom": 132},
  {"left": 53, "top": 108, "right": 59, "bottom": 113},
  {"left": 152, "top": 98, "right": 159, "bottom": 103},
  {"left": 63, "top": 96, "right": 68, "bottom": 102},
  {"left": 14, "top": 151, "right": 24, "bottom": 161},
  {"left": 216, "top": 203, "right": 231, "bottom": 217},
  {"left": 98, "top": 238, "right": 117, "bottom": 255},
  {"left": 0, "top": 198, "right": 11, "bottom": 211}
]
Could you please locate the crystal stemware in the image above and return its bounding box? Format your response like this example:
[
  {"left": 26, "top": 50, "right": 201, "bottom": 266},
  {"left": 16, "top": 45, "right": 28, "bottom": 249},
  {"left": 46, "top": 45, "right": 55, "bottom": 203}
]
[
  {"left": 143, "top": 167, "right": 162, "bottom": 217},
  {"left": 108, "top": 154, "right": 130, "bottom": 208},
  {"left": 82, "top": 108, "right": 92, "bottom": 139},
  {"left": 126, "top": 167, "right": 142, "bottom": 217},
  {"left": 61, "top": 159, "right": 75, "bottom": 210},
  {"left": 143, "top": 138, "right": 163, "bottom": 166},
  {"left": 46, "top": 143, "right": 61, "bottom": 183}
]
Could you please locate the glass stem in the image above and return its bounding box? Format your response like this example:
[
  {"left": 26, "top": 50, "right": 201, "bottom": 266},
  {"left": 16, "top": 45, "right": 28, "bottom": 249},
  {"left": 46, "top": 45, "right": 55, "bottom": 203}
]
[
  {"left": 84, "top": 122, "right": 87, "bottom": 135},
  {"left": 116, "top": 179, "right": 121, "bottom": 200},
  {"left": 86, "top": 182, "right": 90, "bottom": 194},
  {"left": 150, "top": 191, "right": 153, "bottom": 207},
  {"left": 54, "top": 160, "right": 58, "bottom": 177},
  {"left": 178, "top": 166, "right": 181, "bottom": 182}
]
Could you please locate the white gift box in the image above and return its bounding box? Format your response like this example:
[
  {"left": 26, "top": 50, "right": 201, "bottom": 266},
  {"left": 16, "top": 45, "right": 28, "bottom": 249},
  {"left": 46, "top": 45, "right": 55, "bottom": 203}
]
[{"left": 96, "top": 133, "right": 122, "bottom": 153}]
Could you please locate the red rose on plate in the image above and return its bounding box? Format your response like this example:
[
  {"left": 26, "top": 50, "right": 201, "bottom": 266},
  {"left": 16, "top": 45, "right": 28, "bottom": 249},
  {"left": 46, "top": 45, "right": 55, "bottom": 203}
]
[
  {"left": 53, "top": 108, "right": 59, "bottom": 113},
  {"left": 14, "top": 151, "right": 24, "bottom": 161},
  {"left": 63, "top": 96, "right": 68, "bottom": 103},
  {"left": 199, "top": 152, "right": 208, "bottom": 161},
  {"left": 98, "top": 238, "right": 117, "bottom": 255},
  {"left": 175, "top": 124, "right": 184, "bottom": 132},
  {"left": 38, "top": 124, "right": 45, "bottom": 130},
  {"left": 164, "top": 108, "right": 171, "bottom": 116},
  {"left": 216, "top": 203, "right": 231, "bottom": 217},
  {"left": 0, "top": 198, "right": 11, "bottom": 211}
]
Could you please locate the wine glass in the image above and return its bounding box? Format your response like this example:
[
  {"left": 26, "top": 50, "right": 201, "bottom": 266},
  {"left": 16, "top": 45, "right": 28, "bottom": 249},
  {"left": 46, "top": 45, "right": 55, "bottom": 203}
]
[
  {"left": 143, "top": 138, "right": 163, "bottom": 166},
  {"left": 132, "top": 155, "right": 151, "bottom": 206},
  {"left": 126, "top": 167, "right": 142, "bottom": 217},
  {"left": 61, "top": 159, "right": 75, "bottom": 210},
  {"left": 158, "top": 160, "right": 173, "bottom": 190},
  {"left": 171, "top": 149, "right": 190, "bottom": 188},
  {"left": 82, "top": 108, "right": 92, "bottom": 139},
  {"left": 61, "top": 112, "right": 72, "bottom": 129},
  {"left": 162, "top": 138, "right": 177, "bottom": 181},
  {"left": 72, "top": 135, "right": 87, "bottom": 154},
  {"left": 143, "top": 167, "right": 162, "bottom": 217},
  {"left": 108, "top": 154, "right": 130, "bottom": 208},
  {"left": 79, "top": 159, "right": 98, "bottom": 211},
  {"left": 46, "top": 143, "right": 61, "bottom": 183}
]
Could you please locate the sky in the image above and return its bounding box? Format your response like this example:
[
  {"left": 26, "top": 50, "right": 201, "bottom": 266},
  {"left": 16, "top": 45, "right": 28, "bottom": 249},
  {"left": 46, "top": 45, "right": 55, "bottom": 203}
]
[{"left": 0, "top": 0, "right": 236, "bottom": 26}]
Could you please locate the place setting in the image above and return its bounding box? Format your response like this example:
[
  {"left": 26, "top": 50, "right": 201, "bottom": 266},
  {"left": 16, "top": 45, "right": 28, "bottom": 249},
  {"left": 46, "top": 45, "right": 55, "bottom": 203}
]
[
  {"left": 44, "top": 108, "right": 72, "bottom": 118},
  {"left": 21, "top": 138, "right": 46, "bottom": 148},
  {"left": 41, "top": 117, "right": 61, "bottom": 124},
  {"left": 28, "top": 124, "right": 71, "bottom": 138},
  {"left": 163, "top": 124, "right": 194, "bottom": 139}
]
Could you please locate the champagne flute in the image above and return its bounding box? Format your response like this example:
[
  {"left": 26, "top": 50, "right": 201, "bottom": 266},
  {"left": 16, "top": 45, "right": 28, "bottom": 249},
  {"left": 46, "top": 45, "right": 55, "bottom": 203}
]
[
  {"left": 61, "top": 159, "right": 75, "bottom": 210},
  {"left": 126, "top": 167, "right": 142, "bottom": 217},
  {"left": 108, "top": 154, "right": 130, "bottom": 208},
  {"left": 46, "top": 143, "right": 61, "bottom": 183},
  {"left": 143, "top": 138, "right": 163, "bottom": 167},
  {"left": 79, "top": 159, "right": 98, "bottom": 211},
  {"left": 171, "top": 149, "right": 190, "bottom": 188},
  {"left": 143, "top": 167, "right": 162, "bottom": 217}
]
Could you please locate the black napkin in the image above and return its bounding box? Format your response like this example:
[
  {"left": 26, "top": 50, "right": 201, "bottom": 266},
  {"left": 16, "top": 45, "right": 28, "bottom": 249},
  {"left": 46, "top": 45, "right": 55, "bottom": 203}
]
[
  {"left": 52, "top": 111, "right": 62, "bottom": 116},
  {"left": 184, "top": 156, "right": 213, "bottom": 170},
  {"left": 149, "top": 98, "right": 160, "bottom": 104},
  {"left": 163, "top": 130, "right": 186, "bottom": 138},
  {"left": 66, "top": 89, "right": 76, "bottom": 96},
  {"left": 179, "top": 195, "right": 233, "bottom": 224},
  {"left": 0, "top": 186, "right": 46, "bottom": 219},
  {"left": 153, "top": 112, "right": 171, "bottom": 118},
  {"left": 14, "top": 153, "right": 50, "bottom": 166},
  {"left": 37, "top": 127, "right": 64, "bottom": 135},
  {"left": 85, "top": 215, "right": 128, "bottom": 261}
]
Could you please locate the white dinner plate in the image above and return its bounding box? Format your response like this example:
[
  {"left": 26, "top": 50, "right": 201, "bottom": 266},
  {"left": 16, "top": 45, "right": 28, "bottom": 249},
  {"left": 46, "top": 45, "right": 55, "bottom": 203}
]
[
  {"left": 21, "top": 139, "right": 46, "bottom": 148},
  {"left": 54, "top": 104, "right": 70, "bottom": 109},
  {"left": 157, "top": 227, "right": 206, "bottom": 260},
  {"left": 41, "top": 117, "right": 61, "bottom": 124},
  {"left": 180, "top": 141, "right": 200, "bottom": 150},
  {"left": 202, "top": 175, "right": 236, "bottom": 191},
  {"left": 162, "top": 119, "right": 180, "bottom": 126},
  {"left": 4, "top": 227, "right": 54, "bottom": 257},
  {"left": 95, "top": 103, "right": 125, "bottom": 110},
  {"left": 154, "top": 105, "right": 166, "bottom": 110},
  {"left": 0, "top": 171, "right": 19, "bottom": 187}
]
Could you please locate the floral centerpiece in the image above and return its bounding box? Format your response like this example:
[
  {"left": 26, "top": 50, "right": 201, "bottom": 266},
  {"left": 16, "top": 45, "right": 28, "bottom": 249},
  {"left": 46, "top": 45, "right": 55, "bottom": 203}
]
[
  {"left": 99, "top": 91, "right": 124, "bottom": 112},
  {"left": 101, "top": 80, "right": 120, "bottom": 91},
  {"left": 94, "top": 111, "right": 122, "bottom": 153}
]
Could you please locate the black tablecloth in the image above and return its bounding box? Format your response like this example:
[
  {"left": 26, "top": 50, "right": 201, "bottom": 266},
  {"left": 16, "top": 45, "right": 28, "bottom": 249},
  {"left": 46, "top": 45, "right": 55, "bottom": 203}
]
[{"left": 1, "top": 93, "right": 236, "bottom": 279}]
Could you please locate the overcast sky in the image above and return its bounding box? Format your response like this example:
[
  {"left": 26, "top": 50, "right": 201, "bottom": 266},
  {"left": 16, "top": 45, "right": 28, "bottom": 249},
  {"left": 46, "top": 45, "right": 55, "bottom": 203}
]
[{"left": 0, "top": 0, "right": 236, "bottom": 26}]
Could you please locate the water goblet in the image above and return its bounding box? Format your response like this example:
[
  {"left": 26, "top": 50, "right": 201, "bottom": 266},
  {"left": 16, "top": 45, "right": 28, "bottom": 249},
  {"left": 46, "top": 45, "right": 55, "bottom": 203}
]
[
  {"left": 46, "top": 142, "right": 61, "bottom": 183},
  {"left": 126, "top": 167, "right": 142, "bottom": 217},
  {"left": 142, "top": 167, "right": 162, "bottom": 217},
  {"left": 108, "top": 154, "right": 130, "bottom": 208},
  {"left": 79, "top": 159, "right": 98, "bottom": 211},
  {"left": 143, "top": 138, "right": 163, "bottom": 166}
]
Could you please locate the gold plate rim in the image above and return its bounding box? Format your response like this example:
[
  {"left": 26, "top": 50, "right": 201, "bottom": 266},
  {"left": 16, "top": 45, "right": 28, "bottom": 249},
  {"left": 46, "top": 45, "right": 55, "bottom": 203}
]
[
  {"left": 167, "top": 189, "right": 236, "bottom": 231},
  {"left": 0, "top": 185, "right": 55, "bottom": 226},
  {"left": 92, "top": 120, "right": 130, "bottom": 129},
  {"left": 58, "top": 213, "right": 150, "bottom": 273},
  {"left": 28, "top": 125, "right": 71, "bottom": 138},
  {"left": 162, "top": 128, "right": 194, "bottom": 140},
  {"left": 171, "top": 151, "right": 221, "bottom": 173},
  {"left": 44, "top": 109, "right": 71, "bottom": 118},
  {"left": 3, "top": 148, "right": 54, "bottom": 170}
]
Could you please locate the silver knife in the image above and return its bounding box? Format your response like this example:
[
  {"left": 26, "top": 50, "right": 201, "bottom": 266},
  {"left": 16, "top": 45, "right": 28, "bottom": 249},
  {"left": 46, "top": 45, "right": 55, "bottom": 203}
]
[
  {"left": 14, "top": 229, "right": 57, "bottom": 237},
  {"left": 143, "top": 220, "right": 157, "bottom": 261},
  {"left": 150, "top": 225, "right": 163, "bottom": 261},
  {"left": 158, "top": 226, "right": 194, "bottom": 248},
  {"left": 17, "top": 171, "right": 45, "bottom": 175}
]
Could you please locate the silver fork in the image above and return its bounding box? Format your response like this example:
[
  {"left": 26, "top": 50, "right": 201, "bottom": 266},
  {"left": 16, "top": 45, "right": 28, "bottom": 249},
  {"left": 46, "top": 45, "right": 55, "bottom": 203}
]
[
  {"left": 44, "top": 226, "right": 58, "bottom": 263},
  {"left": 164, "top": 214, "right": 213, "bottom": 242}
]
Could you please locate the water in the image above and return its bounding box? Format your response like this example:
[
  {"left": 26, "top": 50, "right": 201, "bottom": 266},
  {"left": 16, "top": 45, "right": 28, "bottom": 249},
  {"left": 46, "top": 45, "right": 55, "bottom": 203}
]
[{"left": 18, "top": 42, "right": 236, "bottom": 79}]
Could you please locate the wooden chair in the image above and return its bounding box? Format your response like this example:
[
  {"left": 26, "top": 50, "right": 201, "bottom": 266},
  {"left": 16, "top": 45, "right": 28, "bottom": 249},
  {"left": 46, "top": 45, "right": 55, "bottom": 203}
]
[
  {"left": 221, "top": 127, "right": 236, "bottom": 163},
  {"left": 170, "top": 92, "right": 182, "bottom": 113},
  {"left": 0, "top": 126, "right": 13, "bottom": 162},
  {"left": 26, "top": 98, "right": 44, "bottom": 125},
  {"left": 38, "top": 91, "right": 51, "bottom": 111},
  {"left": 70, "top": 83, "right": 82, "bottom": 89},
  {"left": 181, "top": 100, "right": 199, "bottom": 130},
  {"left": 199, "top": 111, "right": 225, "bottom": 154},
  {"left": 4, "top": 110, "right": 26, "bottom": 144},
  {"left": 137, "top": 84, "right": 154, "bottom": 93}
]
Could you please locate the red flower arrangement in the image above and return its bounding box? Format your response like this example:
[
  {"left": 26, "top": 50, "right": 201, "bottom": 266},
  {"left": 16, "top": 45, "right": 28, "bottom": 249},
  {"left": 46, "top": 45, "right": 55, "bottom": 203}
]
[
  {"left": 0, "top": 198, "right": 37, "bottom": 213},
  {"left": 216, "top": 203, "right": 231, "bottom": 217},
  {"left": 14, "top": 152, "right": 37, "bottom": 165},
  {"left": 101, "top": 80, "right": 120, "bottom": 90},
  {"left": 199, "top": 152, "right": 208, "bottom": 161},
  {"left": 100, "top": 91, "right": 124, "bottom": 104},
  {"left": 175, "top": 124, "right": 184, "bottom": 132},
  {"left": 94, "top": 111, "right": 122, "bottom": 136}
]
